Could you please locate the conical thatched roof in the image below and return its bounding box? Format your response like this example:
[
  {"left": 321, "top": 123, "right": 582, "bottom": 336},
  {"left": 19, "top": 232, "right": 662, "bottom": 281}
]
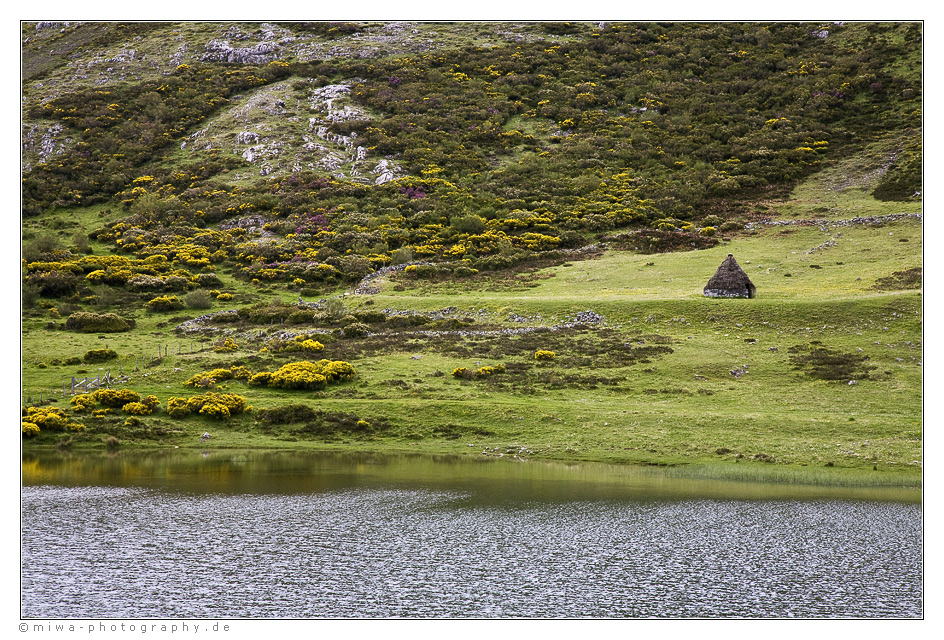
[{"left": 704, "top": 254, "right": 756, "bottom": 298}]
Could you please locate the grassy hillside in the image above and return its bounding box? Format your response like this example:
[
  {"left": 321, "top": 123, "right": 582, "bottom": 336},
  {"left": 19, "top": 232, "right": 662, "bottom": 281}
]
[{"left": 20, "top": 21, "right": 921, "bottom": 485}]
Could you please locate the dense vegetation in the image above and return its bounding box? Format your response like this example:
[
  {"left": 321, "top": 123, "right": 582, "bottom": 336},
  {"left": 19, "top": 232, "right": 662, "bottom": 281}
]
[
  {"left": 21, "top": 21, "right": 922, "bottom": 483},
  {"left": 22, "top": 22, "right": 920, "bottom": 286}
]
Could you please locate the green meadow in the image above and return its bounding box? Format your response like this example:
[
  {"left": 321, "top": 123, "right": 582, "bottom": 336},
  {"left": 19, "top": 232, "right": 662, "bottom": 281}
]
[{"left": 21, "top": 183, "right": 922, "bottom": 487}]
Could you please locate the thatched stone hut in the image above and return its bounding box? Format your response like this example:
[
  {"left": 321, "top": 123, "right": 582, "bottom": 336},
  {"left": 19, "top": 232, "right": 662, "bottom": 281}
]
[{"left": 704, "top": 254, "right": 756, "bottom": 298}]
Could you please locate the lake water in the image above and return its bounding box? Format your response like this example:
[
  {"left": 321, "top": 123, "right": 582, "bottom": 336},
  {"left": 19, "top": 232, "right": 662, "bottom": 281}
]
[{"left": 21, "top": 450, "right": 922, "bottom": 619}]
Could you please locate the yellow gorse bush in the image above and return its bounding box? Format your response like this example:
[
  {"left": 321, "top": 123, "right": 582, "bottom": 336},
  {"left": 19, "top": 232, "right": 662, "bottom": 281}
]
[
  {"left": 166, "top": 397, "right": 191, "bottom": 418},
  {"left": 273, "top": 335, "right": 326, "bottom": 354},
  {"left": 250, "top": 360, "right": 356, "bottom": 391},
  {"left": 166, "top": 393, "right": 249, "bottom": 420},
  {"left": 70, "top": 393, "right": 97, "bottom": 412},
  {"left": 145, "top": 295, "right": 185, "bottom": 312},
  {"left": 22, "top": 406, "right": 85, "bottom": 432},
  {"left": 121, "top": 402, "right": 153, "bottom": 416},
  {"left": 92, "top": 388, "right": 141, "bottom": 408},
  {"left": 184, "top": 366, "right": 254, "bottom": 388},
  {"left": 453, "top": 363, "right": 506, "bottom": 380},
  {"left": 213, "top": 337, "right": 239, "bottom": 353},
  {"left": 189, "top": 392, "right": 249, "bottom": 420}
]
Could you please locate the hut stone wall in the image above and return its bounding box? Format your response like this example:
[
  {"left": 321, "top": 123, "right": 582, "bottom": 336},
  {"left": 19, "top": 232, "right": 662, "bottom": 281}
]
[{"left": 704, "top": 287, "right": 753, "bottom": 298}]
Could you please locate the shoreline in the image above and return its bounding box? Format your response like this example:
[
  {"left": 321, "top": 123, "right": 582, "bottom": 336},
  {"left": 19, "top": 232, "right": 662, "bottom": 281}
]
[{"left": 22, "top": 440, "right": 922, "bottom": 490}]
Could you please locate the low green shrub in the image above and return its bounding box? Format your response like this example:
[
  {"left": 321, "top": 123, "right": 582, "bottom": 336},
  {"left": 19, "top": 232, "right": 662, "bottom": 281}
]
[
  {"left": 353, "top": 310, "right": 388, "bottom": 324},
  {"left": 195, "top": 272, "right": 223, "bottom": 287},
  {"left": 342, "top": 322, "right": 370, "bottom": 338},
  {"left": 25, "top": 270, "right": 78, "bottom": 297},
  {"left": 286, "top": 309, "right": 318, "bottom": 324},
  {"left": 65, "top": 312, "right": 134, "bottom": 333},
  {"left": 255, "top": 404, "right": 319, "bottom": 424},
  {"left": 210, "top": 311, "right": 240, "bottom": 324},
  {"left": 385, "top": 314, "right": 430, "bottom": 328},
  {"left": 83, "top": 348, "right": 118, "bottom": 363},
  {"left": 183, "top": 289, "right": 214, "bottom": 309},
  {"left": 453, "top": 266, "right": 479, "bottom": 278}
]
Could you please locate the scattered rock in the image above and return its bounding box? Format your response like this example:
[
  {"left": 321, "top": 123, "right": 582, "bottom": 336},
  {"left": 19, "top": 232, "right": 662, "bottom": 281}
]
[
  {"left": 744, "top": 213, "right": 921, "bottom": 232},
  {"left": 571, "top": 310, "right": 604, "bottom": 324}
]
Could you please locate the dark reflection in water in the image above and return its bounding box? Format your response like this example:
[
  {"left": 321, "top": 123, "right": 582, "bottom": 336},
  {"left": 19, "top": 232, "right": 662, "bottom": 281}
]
[{"left": 21, "top": 451, "right": 921, "bottom": 618}]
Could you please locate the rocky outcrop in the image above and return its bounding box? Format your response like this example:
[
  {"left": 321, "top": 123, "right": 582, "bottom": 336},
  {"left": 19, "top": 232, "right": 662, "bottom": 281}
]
[
  {"left": 373, "top": 159, "right": 398, "bottom": 184},
  {"left": 219, "top": 216, "right": 271, "bottom": 235},
  {"left": 180, "top": 78, "right": 404, "bottom": 183},
  {"left": 202, "top": 40, "right": 280, "bottom": 64},
  {"left": 35, "top": 22, "right": 74, "bottom": 31},
  {"left": 21, "top": 123, "right": 72, "bottom": 171}
]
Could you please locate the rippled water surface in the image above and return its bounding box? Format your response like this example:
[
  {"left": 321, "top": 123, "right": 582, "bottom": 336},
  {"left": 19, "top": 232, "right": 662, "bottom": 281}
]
[{"left": 21, "top": 451, "right": 921, "bottom": 618}]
